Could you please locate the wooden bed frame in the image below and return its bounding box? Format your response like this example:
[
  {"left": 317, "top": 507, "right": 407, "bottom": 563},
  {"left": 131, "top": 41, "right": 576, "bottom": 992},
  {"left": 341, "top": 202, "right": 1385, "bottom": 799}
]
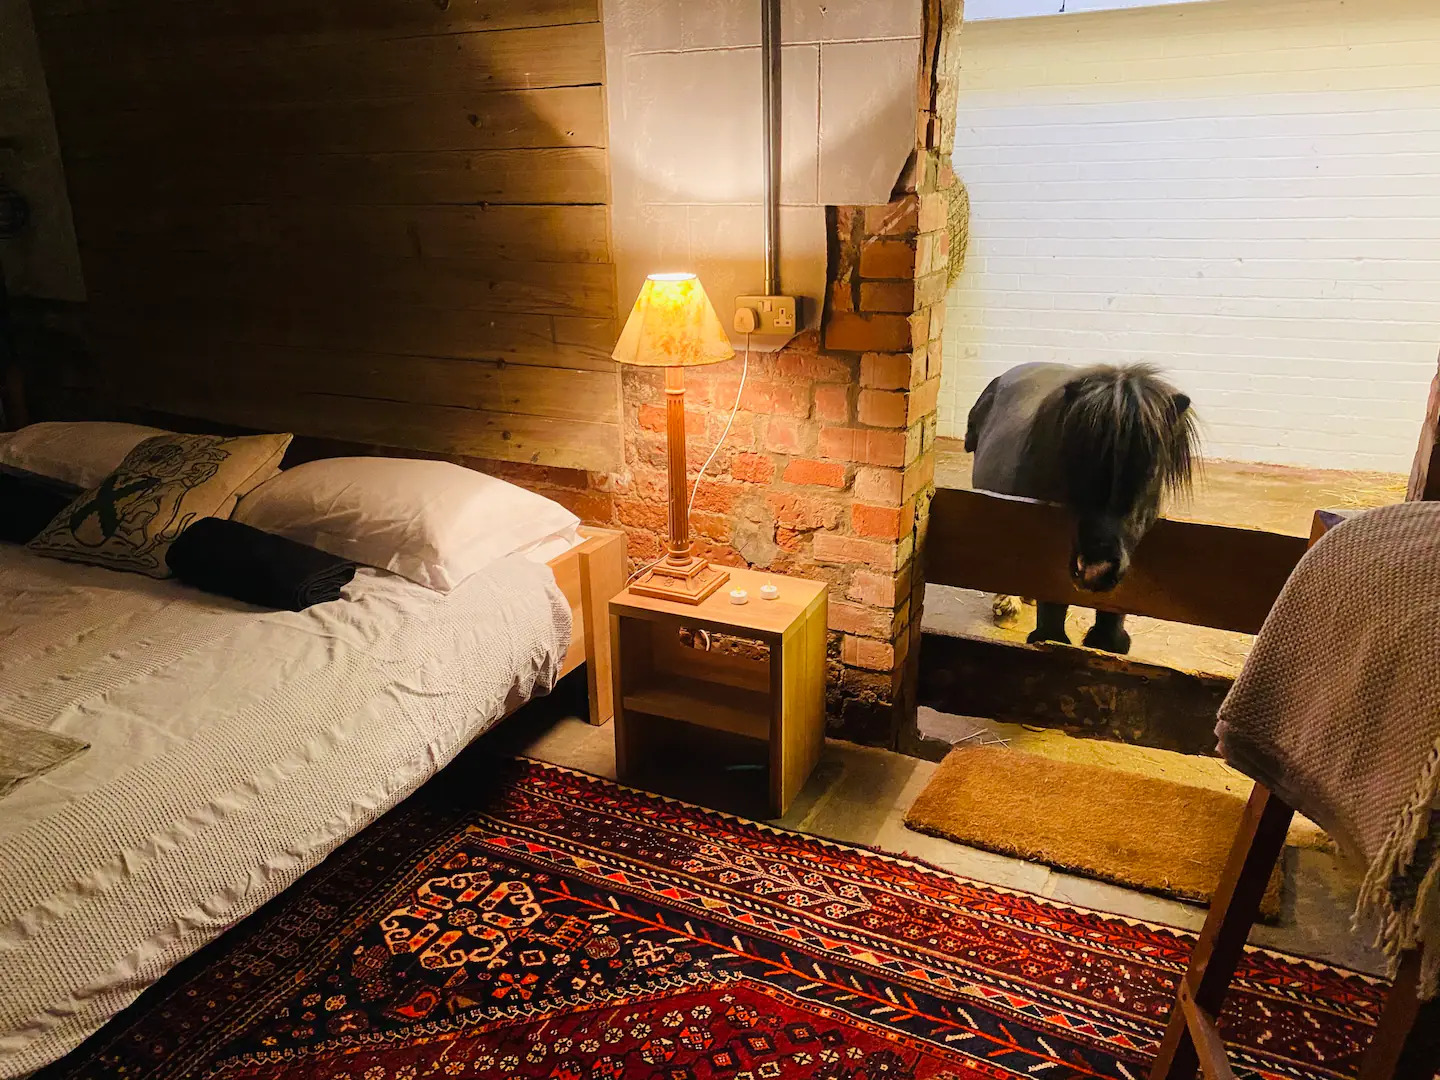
[
  {"left": 3, "top": 375, "right": 630, "bottom": 726},
  {"left": 242, "top": 426, "right": 632, "bottom": 727},
  {"left": 547, "top": 526, "right": 627, "bottom": 726}
]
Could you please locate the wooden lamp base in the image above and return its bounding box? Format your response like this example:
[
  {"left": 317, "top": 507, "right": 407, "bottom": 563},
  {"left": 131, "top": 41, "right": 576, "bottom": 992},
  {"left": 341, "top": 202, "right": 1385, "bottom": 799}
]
[
  {"left": 624, "top": 363, "right": 732, "bottom": 606},
  {"left": 629, "top": 554, "right": 729, "bottom": 604}
]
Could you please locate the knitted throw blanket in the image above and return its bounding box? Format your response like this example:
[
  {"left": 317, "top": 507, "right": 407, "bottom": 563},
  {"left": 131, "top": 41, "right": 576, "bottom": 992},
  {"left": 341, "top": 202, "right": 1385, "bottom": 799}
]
[{"left": 1217, "top": 502, "right": 1440, "bottom": 999}]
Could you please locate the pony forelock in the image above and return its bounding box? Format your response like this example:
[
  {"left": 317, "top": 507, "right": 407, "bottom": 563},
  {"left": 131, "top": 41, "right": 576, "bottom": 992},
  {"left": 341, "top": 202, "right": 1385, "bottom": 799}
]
[{"left": 1058, "top": 363, "right": 1198, "bottom": 511}]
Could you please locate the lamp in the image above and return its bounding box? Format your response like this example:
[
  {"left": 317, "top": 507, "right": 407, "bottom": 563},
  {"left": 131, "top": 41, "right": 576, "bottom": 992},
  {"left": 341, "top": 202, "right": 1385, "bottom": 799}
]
[{"left": 613, "top": 272, "right": 736, "bottom": 604}]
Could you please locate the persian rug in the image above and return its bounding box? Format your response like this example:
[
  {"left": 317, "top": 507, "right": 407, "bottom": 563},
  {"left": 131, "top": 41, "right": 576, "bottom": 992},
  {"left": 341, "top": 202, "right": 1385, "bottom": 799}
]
[
  {"left": 41, "top": 756, "right": 1404, "bottom": 1080},
  {"left": 905, "top": 746, "right": 1284, "bottom": 917}
]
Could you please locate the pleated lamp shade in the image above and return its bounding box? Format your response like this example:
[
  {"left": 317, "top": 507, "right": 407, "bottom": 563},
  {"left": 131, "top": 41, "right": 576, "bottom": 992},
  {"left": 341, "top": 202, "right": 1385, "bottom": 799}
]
[{"left": 612, "top": 273, "right": 735, "bottom": 368}]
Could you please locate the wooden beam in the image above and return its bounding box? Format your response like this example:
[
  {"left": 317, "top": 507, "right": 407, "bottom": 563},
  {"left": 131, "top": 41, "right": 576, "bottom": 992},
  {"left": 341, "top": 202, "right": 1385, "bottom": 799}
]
[
  {"left": 120, "top": 388, "right": 622, "bottom": 472},
  {"left": 60, "top": 86, "right": 607, "bottom": 158},
  {"left": 927, "top": 487, "right": 1308, "bottom": 635},
  {"left": 93, "top": 337, "right": 620, "bottom": 425},
  {"left": 918, "top": 631, "right": 1231, "bottom": 757},
  {"left": 82, "top": 249, "right": 616, "bottom": 320},
  {"left": 64, "top": 147, "right": 610, "bottom": 206},
  {"left": 86, "top": 303, "right": 617, "bottom": 373},
  {"left": 35, "top": 0, "right": 598, "bottom": 50},
  {"left": 44, "top": 22, "right": 604, "bottom": 104},
  {"left": 1407, "top": 350, "right": 1440, "bottom": 502},
  {"left": 76, "top": 203, "right": 612, "bottom": 266}
]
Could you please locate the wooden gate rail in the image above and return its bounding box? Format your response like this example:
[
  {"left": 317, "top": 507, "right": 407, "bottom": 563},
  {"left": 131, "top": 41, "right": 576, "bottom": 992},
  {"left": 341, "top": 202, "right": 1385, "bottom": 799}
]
[{"left": 925, "top": 487, "right": 1308, "bottom": 636}]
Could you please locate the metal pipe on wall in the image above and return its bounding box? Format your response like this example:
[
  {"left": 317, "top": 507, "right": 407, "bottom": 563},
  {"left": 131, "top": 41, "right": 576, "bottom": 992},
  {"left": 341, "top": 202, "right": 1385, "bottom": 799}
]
[{"left": 760, "top": 0, "right": 781, "bottom": 295}]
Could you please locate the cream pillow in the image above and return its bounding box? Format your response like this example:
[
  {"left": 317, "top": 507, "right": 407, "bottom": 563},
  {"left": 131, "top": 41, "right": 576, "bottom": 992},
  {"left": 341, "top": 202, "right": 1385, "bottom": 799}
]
[
  {"left": 0, "top": 421, "right": 169, "bottom": 488},
  {"left": 234, "top": 457, "right": 581, "bottom": 592},
  {"left": 28, "top": 432, "right": 292, "bottom": 577}
]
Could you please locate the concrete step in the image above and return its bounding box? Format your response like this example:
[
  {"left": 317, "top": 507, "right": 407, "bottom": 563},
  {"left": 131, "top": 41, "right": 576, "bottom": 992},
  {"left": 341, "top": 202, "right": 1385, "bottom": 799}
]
[{"left": 923, "top": 582, "right": 1253, "bottom": 680}]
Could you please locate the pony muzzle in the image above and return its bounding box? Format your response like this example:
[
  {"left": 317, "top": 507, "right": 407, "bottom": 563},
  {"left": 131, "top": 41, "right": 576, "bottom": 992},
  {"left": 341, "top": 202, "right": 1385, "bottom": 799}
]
[{"left": 1072, "top": 555, "right": 1122, "bottom": 593}]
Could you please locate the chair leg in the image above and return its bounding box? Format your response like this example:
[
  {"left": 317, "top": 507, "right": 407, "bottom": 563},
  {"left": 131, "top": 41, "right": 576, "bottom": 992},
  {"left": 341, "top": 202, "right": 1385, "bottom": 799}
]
[
  {"left": 1360, "top": 950, "right": 1440, "bottom": 1080},
  {"left": 1149, "top": 783, "right": 1296, "bottom": 1080}
]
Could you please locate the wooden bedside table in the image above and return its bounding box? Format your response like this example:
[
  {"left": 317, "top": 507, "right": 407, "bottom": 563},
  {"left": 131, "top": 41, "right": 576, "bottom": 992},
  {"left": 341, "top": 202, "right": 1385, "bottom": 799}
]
[{"left": 609, "top": 567, "right": 828, "bottom": 817}]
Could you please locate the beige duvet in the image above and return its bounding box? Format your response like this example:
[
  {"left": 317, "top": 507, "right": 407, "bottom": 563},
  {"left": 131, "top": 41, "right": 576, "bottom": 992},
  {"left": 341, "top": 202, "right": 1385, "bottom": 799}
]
[{"left": 0, "top": 547, "right": 571, "bottom": 1078}]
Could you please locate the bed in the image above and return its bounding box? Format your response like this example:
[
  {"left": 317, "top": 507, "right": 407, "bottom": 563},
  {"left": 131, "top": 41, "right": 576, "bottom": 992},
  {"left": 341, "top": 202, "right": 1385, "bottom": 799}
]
[{"left": 0, "top": 513, "right": 624, "bottom": 1078}]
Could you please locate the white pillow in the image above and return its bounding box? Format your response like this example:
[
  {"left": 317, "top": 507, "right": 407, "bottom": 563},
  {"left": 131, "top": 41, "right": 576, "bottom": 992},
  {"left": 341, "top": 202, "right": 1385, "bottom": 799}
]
[
  {"left": 0, "top": 421, "right": 169, "bottom": 488},
  {"left": 234, "top": 456, "right": 582, "bottom": 592}
]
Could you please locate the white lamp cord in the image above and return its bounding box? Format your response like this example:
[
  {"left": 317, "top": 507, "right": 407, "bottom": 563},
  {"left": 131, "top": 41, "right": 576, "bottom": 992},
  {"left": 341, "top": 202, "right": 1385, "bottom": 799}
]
[
  {"left": 626, "top": 333, "right": 751, "bottom": 587},
  {"left": 688, "top": 333, "right": 750, "bottom": 519}
]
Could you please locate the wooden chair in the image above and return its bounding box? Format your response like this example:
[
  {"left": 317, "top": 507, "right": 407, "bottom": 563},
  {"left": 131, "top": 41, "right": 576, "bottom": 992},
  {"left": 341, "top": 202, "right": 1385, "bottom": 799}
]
[
  {"left": 1150, "top": 511, "right": 1440, "bottom": 1080},
  {"left": 1149, "top": 782, "right": 1439, "bottom": 1080}
]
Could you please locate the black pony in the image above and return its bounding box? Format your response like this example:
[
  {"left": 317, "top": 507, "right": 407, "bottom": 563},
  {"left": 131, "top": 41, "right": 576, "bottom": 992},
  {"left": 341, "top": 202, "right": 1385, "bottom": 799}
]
[{"left": 965, "top": 361, "right": 1198, "bottom": 654}]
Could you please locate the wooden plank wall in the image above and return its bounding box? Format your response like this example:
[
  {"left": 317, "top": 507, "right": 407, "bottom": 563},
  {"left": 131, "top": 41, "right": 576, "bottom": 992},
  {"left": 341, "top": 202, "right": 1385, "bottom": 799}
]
[{"left": 29, "top": 0, "right": 621, "bottom": 471}]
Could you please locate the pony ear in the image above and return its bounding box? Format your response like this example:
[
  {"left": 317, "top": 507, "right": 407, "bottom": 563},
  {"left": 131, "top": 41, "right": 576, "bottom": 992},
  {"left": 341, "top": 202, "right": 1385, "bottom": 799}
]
[{"left": 1171, "top": 393, "right": 1191, "bottom": 417}]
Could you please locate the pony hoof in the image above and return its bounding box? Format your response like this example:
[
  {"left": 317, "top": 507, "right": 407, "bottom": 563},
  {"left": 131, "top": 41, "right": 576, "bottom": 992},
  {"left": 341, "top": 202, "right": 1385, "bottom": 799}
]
[
  {"left": 991, "top": 594, "right": 1022, "bottom": 624},
  {"left": 1027, "top": 628, "right": 1070, "bottom": 646},
  {"left": 1082, "top": 626, "right": 1132, "bottom": 654}
]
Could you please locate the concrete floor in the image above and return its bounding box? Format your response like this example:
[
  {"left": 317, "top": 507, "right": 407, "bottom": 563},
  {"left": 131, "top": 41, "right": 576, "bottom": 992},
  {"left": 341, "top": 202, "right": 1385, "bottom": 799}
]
[
  {"left": 491, "top": 682, "right": 1385, "bottom": 978},
  {"left": 928, "top": 438, "right": 1409, "bottom": 678}
]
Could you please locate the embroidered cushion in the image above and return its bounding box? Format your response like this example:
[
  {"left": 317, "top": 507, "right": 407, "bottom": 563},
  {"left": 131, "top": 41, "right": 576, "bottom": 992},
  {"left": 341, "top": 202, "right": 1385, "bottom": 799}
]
[{"left": 27, "top": 432, "right": 292, "bottom": 578}]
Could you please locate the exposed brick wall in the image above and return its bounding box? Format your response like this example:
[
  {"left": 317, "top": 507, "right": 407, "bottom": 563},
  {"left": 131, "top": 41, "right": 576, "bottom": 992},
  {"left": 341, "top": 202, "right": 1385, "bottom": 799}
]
[
  {"left": 475, "top": 461, "right": 616, "bottom": 528},
  {"left": 500, "top": 0, "right": 965, "bottom": 749}
]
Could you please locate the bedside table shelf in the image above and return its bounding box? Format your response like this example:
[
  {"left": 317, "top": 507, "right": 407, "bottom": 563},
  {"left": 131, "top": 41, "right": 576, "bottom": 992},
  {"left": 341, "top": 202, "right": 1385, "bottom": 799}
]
[
  {"left": 610, "top": 567, "right": 828, "bottom": 817},
  {"left": 623, "top": 675, "right": 770, "bottom": 741}
]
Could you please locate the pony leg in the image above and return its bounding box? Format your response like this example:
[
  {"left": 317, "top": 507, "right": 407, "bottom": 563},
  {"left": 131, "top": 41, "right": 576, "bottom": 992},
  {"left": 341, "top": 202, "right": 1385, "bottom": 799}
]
[
  {"left": 992, "top": 594, "right": 1023, "bottom": 623},
  {"left": 1027, "top": 602, "right": 1070, "bottom": 645},
  {"left": 1084, "top": 610, "right": 1132, "bottom": 654}
]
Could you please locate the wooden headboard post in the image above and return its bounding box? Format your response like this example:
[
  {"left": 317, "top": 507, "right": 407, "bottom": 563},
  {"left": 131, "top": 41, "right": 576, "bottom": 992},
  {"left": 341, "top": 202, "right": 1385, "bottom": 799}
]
[
  {"left": 550, "top": 527, "right": 626, "bottom": 726},
  {"left": 0, "top": 271, "right": 26, "bottom": 430},
  {"left": 1, "top": 352, "right": 25, "bottom": 431}
]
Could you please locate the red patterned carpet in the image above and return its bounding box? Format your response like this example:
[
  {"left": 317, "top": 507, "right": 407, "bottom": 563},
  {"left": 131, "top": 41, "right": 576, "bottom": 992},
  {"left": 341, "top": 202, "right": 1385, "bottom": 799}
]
[{"left": 42, "top": 757, "right": 1404, "bottom": 1080}]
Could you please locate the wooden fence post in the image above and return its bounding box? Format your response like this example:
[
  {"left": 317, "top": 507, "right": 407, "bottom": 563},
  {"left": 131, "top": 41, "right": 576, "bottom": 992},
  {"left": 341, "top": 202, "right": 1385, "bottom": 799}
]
[{"left": 1407, "top": 348, "right": 1440, "bottom": 502}]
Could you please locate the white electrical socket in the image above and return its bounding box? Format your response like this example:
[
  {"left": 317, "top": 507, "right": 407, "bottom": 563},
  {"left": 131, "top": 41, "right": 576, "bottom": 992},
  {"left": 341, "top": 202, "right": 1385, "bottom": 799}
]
[{"left": 735, "top": 295, "right": 798, "bottom": 335}]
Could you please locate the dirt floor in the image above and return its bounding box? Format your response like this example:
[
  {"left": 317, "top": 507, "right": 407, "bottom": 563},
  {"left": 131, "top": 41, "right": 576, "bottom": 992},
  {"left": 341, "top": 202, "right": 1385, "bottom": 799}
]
[
  {"left": 927, "top": 437, "right": 1408, "bottom": 677},
  {"left": 934, "top": 437, "right": 1408, "bottom": 537}
]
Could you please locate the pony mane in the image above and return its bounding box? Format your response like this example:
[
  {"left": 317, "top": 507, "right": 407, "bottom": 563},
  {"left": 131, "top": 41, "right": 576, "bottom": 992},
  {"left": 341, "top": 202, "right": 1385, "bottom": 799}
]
[{"left": 1058, "top": 363, "right": 1199, "bottom": 511}]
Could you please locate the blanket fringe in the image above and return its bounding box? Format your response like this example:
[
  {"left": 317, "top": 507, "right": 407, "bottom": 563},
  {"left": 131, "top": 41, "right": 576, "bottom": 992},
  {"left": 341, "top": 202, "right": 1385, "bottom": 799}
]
[{"left": 1354, "top": 734, "right": 1440, "bottom": 1001}]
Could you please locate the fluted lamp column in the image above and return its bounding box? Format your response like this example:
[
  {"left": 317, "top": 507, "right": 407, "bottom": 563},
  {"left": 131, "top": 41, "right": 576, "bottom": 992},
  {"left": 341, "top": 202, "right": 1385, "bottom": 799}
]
[{"left": 613, "top": 273, "right": 736, "bottom": 604}]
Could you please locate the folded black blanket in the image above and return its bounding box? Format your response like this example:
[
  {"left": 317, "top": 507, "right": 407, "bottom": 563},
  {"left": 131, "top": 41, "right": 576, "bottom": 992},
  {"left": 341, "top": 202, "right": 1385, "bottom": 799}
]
[
  {"left": 167, "top": 517, "right": 356, "bottom": 611},
  {"left": 0, "top": 467, "right": 81, "bottom": 544}
]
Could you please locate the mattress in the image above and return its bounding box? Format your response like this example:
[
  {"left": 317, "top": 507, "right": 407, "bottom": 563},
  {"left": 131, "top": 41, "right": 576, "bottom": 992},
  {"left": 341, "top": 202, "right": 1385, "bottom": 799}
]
[{"left": 0, "top": 546, "right": 572, "bottom": 1078}]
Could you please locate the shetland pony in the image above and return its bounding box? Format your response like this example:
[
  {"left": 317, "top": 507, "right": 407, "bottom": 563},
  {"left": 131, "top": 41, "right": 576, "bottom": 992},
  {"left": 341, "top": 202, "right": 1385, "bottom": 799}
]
[{"left": 965, "top": 362, "right": 1198, "bottom": 653}]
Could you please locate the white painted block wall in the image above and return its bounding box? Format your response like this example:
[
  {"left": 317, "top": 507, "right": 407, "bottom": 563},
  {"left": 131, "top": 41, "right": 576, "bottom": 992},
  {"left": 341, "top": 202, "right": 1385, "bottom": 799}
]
[{"left": 938, "top": 0, "right": 1440, "bottom": 472}]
